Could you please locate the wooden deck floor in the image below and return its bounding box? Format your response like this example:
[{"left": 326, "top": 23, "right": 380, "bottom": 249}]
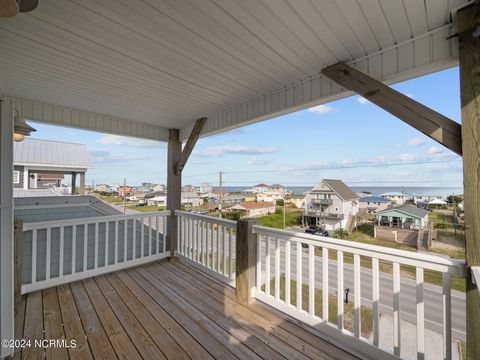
[{"left": 14, "top": 260, "right": 358, "bottom": 360}]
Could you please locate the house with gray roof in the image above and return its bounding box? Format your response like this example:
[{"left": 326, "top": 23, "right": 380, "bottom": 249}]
[
  {"left": 303, "top": 179, "right": 359, "bottom": 232},
  {"left": 13, "top": 138, "right": 92, "bottom": 196},
  {"left": 375, "top": 204, "right": 429, "bottom": 229}
]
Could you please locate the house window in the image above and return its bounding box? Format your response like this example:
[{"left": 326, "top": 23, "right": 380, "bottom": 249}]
[{"left": 13, "top": 171, "right": 19, "bottom": 184}]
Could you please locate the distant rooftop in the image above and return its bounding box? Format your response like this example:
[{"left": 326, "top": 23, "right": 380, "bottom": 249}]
[
  {"left": 376, "top": 204, "right": 429, "bottom": 219},
  {"left": 359, "top": 196, "right": 391, "bottom": 203},
  {"left": 380, "top": 192, "right": 407, "bottom": 196},
  {"left": 14, "top": 138, "right": 92, "bottom": 169}
]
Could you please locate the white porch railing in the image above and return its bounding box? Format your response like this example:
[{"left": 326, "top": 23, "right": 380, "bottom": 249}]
[
  {"left": 176, "top": 211, "right": 236, "bottom": 281},
  {"left": 21, "top": 211, "right": 169, "bottom": 294},
  {"left": 252, "top": 225, "right": 466, "bottom": 360}
]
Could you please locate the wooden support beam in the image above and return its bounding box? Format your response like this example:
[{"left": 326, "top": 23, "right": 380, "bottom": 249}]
[
  {"left": 322, "top": 62, "right": 462, "bottom": 156},
  {"left": 236, "top": 218, "right": 257, "bottom": 305},
  {"left": 175, "top": 117, "right": 206, "bottom": 175},
  {"left": 167, "top": 129, "right": 182, "bottom": 259},
  {"left": 458, "top": 4, "right": 480, "bottom": 359}
]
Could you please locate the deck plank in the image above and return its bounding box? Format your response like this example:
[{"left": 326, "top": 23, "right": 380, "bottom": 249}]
[
  {"left": 175, "top": 260, "right": 357, "bottom": 360},
  {"left": 13, "top": 297, "right": 26, "bottom": 360},
  {"left": 104, "top": 272, "right": 190, "bottom": 360},
  {"left": 81, "top": 278, "right": 141, "bottom": 359},
  {"left": 56, "top": 284, "right": 93, "bottom": 360},
  {"left": 129, "top": 268, "right": 237, "bottom": 359},
  {"left": 158, "top": 262, "right": 326, "bottom": 360},
  {"left": 22, "top": 291, "right": 44, "bottom": 360},
  {"left": 70, "top": 281, "right": 118, "bottom": 360},
  {"left": 152, "top": 263, "right": 293, "bottom": 360},
  {"left": 116, "top": 270, "right": 214, "bottom": 360},
  {"left": 94, "top": 275, "right": 167, "bottom": 360},
  {"left": 43, "top": 287, "right": 69, "bottom": 360},
  {"left": 19, "top": 260, "right": 356, "bottom": 360}
]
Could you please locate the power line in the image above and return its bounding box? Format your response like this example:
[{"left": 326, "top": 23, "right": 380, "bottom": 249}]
[{"left": 220, "top": 159, "right": 456, "bottom": 175}]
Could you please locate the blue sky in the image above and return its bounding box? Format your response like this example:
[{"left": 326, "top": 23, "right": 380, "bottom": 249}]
[{"left": 29, "top": 67, "right": 463, "bottom": 188}]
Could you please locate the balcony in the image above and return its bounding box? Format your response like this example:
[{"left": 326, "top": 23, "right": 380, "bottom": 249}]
[
  {"left": 311, "top": 198, "right": 334, "bottom": 205},
  {"left": 304, "top": 211, "right": 344, "bottom": 220},
  {"left": 12, "top": 211, "right": 466, "bottom": 359}
]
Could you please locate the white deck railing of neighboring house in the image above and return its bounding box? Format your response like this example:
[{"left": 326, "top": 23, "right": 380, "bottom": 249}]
[
  {"left": 176, "top": 211, "right": 236, "bottom": 283},
  {"left": 175, "top": 213, "right": 466, "bottom": 360},
  {"left": 21, "top": 211, "right": 169, "bottom": 294}
]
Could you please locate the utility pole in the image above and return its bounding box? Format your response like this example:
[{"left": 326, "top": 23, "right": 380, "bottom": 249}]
[
  {"left": 219, "top": 171, "right": 223, "bottom": 219},
  {"left": 122, "top": 177, "right": 126, "bottom": 214}
]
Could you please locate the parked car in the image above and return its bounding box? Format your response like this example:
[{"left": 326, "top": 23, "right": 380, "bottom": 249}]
[
  {"left": 313, "top": 230, "right": 329, "bottom": 237},
  {"left": 304, "top": 225, "right": 320, "bottom": 234}
]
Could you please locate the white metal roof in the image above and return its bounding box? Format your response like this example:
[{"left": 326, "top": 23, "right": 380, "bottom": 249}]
[
  {"left": 13, "top": 138, "right": 92, "bottom": 169},
  {"left": 0, "top": 0, "right": 469, "bottom": 142}
]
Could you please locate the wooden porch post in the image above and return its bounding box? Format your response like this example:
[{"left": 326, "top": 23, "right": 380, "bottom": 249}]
[
  {"left": 236, "top": 218, "right": 257, "bottom": 305},
  {"left": 167, "top": 129, "right": 181, "bottom": 259},
  {"left": 71, "top": 172, "right": 77, "bottom": 195},
  {"left": 0, "top": 97, "right": 14, "bottom": 358},
  {"left": 79, "top": 172, "right": 86, "bottom": 195},
  {"left": 458, "top": 4, "right": 480, "bottom": 359}
]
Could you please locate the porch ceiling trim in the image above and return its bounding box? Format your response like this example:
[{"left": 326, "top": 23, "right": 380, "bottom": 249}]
[
  {"left": 180, "top": 24, "right": 458, "bottom": 141},
  {"left": 10, "top": 97, "right": 170, "bottom": 141}
]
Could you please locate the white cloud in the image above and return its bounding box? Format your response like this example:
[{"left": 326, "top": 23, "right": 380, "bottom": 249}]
[
  {"left": 357, "top": 97, "right": 370, "bottom": 105},
  {"left": 89, "top": 150, "right": 149, "bottom": 164},
  {"left": 397, "top": 153, "right": 418, "bottom": 162},
  {"left": 247, "top": 157, "right": 272, "bottom": 165},
  {"left": 406, "top": 137, "right": 426, "bottom": 147},
  {"left": 308, "top": 104, "right": 335, "bottom": 114},
  {"left": 97, "top": 134, "right": 164, "bottom": 148},
  {"left": 194, "top": 145, "right": 278, "bottom": 158},
  {"left": 427, "top": 146, "right": 443, "bottom": 155}
]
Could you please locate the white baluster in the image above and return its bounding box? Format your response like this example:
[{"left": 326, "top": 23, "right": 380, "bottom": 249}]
[
  {"left": 285, "top": 240, "right": 291, "bottom": 305},
  {"left": 308, "top": 244, "right": 315, "bottom": 317},
  {"left": 416, "top": 267, "right": 425, "bottom": 360},
  {"left": 322, "top": 247, "right": 329, "bottom": 322},
  {"left": 354, "top": 254, "right": 361, "bottom": 337},
  {"left": 337, "top": 251, "right": 344, "bottom": 330}
]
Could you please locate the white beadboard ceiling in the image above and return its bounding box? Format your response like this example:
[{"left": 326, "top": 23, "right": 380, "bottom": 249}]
[{"left": 0, "top": 0, "right": 469, "bottom": 141}]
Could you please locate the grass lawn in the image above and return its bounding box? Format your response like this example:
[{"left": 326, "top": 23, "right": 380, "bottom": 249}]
[
  {"left": 94, "top": 193, "right": 125, "bottom": 205},
  {"left": 429, "top": 210, "right": 455, "bottom": 224},
  {"left": 126, "top": 205, "right": 166, "bottom": 212},
  {"left": 322, "top": 224, "right": 466, "bottom": 292},
  {"left": 263, "top": 276, "right": 373, "bottom": 338},
  {"left": 257, "top": 207, "right": 303, "bottom": 229}
]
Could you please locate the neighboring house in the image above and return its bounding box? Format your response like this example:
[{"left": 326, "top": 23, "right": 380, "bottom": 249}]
[
  {"left": 200, "top": 183, "right": 213, "bottom": 193},
  {"left": 208, "top": 194, "right": 245, "bottom": 206},
  {"left": 117, "top": 186, "right": 133, "bottom": 197},
  {"left": 256, "top": 191, "right": 283, "bottom": 204},
  {"left": 182, "top": 184, "right": 196, "bottom": 192},
  {"left": 268, "top": 184, "right": 285, "bottom": 192},
  {"left": 181, "top": 192, "right": 203, "bottom": 207},
  {"left": 375, "top": 205, "right": 429, "bottom": 229},
  {"left": 359, "top": 196, "right": 391, "bottom": 213},
  {"left": 374, "top": 205, "right": 430, "bottom": 245},
  {"left": 244, "top": 194, "right": 257, "bottom": 202},
  {"left": 252, "top": 183, "right": 269, "bottom": 193},
  {"left": 287, "top": 194, "right": 306, "bottom": 208},
  {"left": 146, "top": 192, "right": 167, "bottom": 207},
  {"left": 303, "top": 179, "right": 359, "bottom": 231},
  {"left": 413, "top": 194, "right": 444, "bottom": 205},
  {"left": 152, "top": 184, "right": 165, "bottom": 192},
  {"left": 227, "top": 201, "right": 276, "bottom": 217},
  {"left": 94, "top": 184, "right": 113, "bottom": 193},
  {"left": 13, "top": 138, "right": 92, "bottom": 196},
  {"left": 380, "top": 192, "right": 409, "bottom": 205}
]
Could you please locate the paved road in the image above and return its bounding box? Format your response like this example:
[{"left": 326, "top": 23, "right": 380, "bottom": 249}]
[{"left": 186, "top": 225, "right": 466, "bottom": 341}]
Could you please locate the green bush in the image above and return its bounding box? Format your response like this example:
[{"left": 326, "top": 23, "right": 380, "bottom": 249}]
[{"left": 333, "top": 228, "right": 349, "bottom": 239}]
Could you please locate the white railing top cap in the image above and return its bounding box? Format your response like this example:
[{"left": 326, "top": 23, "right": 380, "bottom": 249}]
[
  {"left": 175, "top": 210, "right": 236, "bottom": 227},
  {"left": 22, "top": 210, "right": 170, "bottom": 230}
]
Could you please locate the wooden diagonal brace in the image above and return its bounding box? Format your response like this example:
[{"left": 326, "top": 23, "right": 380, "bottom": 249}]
[
  {"left": 175, "top": 117, "right": 207, "bottom": 175},
  {"left": 322, "top": 62, "right": 462, "bottom": 156}
]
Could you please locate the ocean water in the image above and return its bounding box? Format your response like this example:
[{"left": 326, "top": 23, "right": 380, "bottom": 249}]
[{"left": 214, "top": 186, "right": 464, "bottom": 197}]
